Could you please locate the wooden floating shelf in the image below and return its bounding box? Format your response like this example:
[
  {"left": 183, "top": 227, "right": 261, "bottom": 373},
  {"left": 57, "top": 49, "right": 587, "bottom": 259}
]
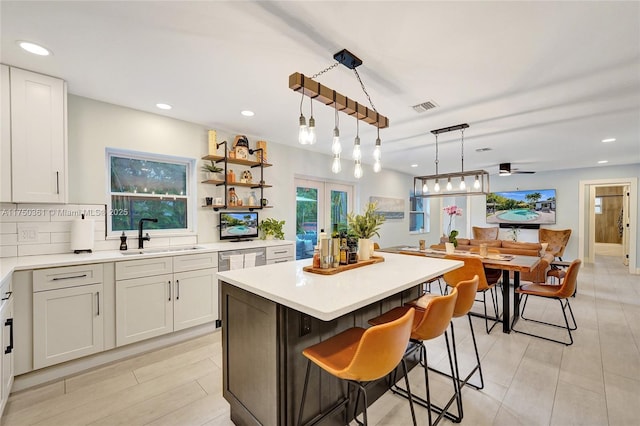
[
  {"left": 201, "top": 179, "right": 225, "bottom": 185},
  {"left": 288, "top": 72, "right": 389, "bottom": 129},
  {"left": 227, "top": 182, "right": 272, "bottom": 188},
  {"left": 201, "top": 155, "right": 272, "bottom": 168}
]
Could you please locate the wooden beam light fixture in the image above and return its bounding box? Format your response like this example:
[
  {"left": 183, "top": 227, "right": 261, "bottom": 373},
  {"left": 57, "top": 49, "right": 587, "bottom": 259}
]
[{"left": 289, "top": 49, "right": 388, "bottom": 178}]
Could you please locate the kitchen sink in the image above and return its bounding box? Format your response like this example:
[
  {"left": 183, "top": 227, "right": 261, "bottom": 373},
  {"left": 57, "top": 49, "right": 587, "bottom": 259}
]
[{"left": 120, "top": 246, "right": 204, "bottom": 255}]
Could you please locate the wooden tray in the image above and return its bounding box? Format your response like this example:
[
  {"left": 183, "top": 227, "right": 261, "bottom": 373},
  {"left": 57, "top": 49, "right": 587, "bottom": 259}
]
[{"left": 303, "top": 256, "right": 385, "bottom": 275}]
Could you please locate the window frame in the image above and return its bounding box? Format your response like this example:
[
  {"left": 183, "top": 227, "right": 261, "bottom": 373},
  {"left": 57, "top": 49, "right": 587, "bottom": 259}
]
[
  {"left": 106, "top": 148, "right": 197, "bottom": 237},
  {"left": 409, "top": 194, "right": 430, "bottom": 234}
]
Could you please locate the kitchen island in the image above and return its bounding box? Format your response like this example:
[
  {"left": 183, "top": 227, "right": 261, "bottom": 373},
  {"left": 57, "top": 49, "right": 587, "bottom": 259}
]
[{"left": 217, "top": 252, "right": 462, "bottom": 425}]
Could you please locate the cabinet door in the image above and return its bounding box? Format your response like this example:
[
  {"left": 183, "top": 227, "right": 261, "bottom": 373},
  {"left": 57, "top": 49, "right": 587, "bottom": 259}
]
[
  {"left": 173, "top": 268, "right": 217, "bottom": 331},
  {"left": 116, "top": 274, "right": 173, "bottom": 346},
  {"left": 33, "top": 283, "right": 103, "bottom": 369},
  {"left": 1, "top": 65, "right": 11, "bottom": 203},
  {"left": 1, "top": 298, "right": 13, "bottom": 411},
  {"left": 10, "top": 67, "right": 66, "bottom": 203}
]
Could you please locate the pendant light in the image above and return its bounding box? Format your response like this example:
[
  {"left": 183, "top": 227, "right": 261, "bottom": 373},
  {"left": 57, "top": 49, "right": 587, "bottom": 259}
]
[
  {"left": 433, "top": 133, "right": 440, "bottom": 192},
  {"left": 331, "top": 154, "right": 342, "bottom": 173},
  {"left": 331, "top": 93, "right": 341, "bottom": 155},
  {"left": 307, "top": 96, "right": 316, "bottom": 145},
  {"left": 373, "top": 121, "right": 381, "bottom": 173},
  {"left": 297, "top": 76, "right": 308, "bottom": 145},
  {"left": 352, "top": 104, "right": 361, "bottom": 161},
  {"left": 458, "top": 128, "right": 466, "bottom": 189}
]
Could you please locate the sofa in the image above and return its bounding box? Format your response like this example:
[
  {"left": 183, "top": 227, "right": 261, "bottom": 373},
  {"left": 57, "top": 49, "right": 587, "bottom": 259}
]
[{"left": 431, "top": 238, "right": 557, "bottom": 283}]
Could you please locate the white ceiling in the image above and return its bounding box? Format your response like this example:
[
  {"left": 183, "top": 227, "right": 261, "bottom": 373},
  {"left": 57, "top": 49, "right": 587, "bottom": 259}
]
[{"left": 2, "top": 1, "right": 639, "bottom": 177}]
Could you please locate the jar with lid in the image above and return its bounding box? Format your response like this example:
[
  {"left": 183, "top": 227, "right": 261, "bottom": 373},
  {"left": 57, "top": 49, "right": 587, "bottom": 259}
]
[
  {"left": 228, "top": 187, "right": 238, "bottom": 206},
  {"left": 248, "top": 191, "right": 257, "bottom": 207},
  {"left": 227, "top": 169, "right": 235, "bottom": 183}
]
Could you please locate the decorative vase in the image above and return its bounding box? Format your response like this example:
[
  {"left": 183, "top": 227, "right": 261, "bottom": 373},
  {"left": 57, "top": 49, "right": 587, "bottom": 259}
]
[
  {"left": 265, "top": 234, "right": 274, "bottom": 240},
  {"left": 358, "top": 238, "right": 371, "bottom": 261},
  {"left": 445, "top": 242, "right": 455, "bottom": 254}
]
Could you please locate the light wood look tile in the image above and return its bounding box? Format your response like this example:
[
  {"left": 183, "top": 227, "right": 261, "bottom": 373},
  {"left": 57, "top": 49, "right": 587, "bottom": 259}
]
[{"left": 2, "top": 255, "right": 636, "bottom": 426}]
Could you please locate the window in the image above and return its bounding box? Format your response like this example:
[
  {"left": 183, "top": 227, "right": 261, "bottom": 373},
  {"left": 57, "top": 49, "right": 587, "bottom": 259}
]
[
  {"left": 107, "top": 149, "right": 196, "bottom": 234},
  {"left": 409, "top": 194, "right": 430, "bottom": 233},
  {"left": 594, "top": 197, "right": 602, "bottom": 214}
]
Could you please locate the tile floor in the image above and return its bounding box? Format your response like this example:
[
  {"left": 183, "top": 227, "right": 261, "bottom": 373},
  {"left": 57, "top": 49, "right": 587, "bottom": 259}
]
[{"left": 2, "top": 255, "right": 638, "bottom": 425}]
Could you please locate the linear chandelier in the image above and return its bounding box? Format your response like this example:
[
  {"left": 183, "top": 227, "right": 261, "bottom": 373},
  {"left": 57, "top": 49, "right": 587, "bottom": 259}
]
[
  {"left": 413, "top": 123, "right": 490, "bottom": 198},
  {"left": 289, "top": 49, "right": 389, "bottom": 178}
]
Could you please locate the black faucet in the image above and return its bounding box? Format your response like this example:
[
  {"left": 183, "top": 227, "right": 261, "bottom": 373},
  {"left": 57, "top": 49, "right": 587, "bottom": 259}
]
[{"left": 138, "top": 218, "right": 158, "bottom": 249}]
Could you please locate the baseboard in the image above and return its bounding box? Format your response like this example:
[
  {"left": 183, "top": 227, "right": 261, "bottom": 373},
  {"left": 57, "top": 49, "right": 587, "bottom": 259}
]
[{"left": 12, "top": 322, "right": 218, "bottom": 393}]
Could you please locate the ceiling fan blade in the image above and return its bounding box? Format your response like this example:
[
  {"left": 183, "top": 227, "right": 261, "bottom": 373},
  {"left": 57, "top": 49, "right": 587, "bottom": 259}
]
[{"left": 513, "top": 170, "right": 536, "bottom": 174}]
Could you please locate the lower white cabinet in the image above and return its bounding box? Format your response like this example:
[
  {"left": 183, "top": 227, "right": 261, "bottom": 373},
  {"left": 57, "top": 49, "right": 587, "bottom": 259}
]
[
  {"left": 115, "top": 253, "right": 218, "bottom": 347},
  {"left": 115, "top": 274, "right": 173, "bottom": 347},
  {"left": 33, "top": 283, "right": 104, "bottom": 369},
  {"left": 266, "top": 244, "right": 295, "bottom": 264},
  {"left": 0, "top": 276, "right": 14, "bottom": 414}
]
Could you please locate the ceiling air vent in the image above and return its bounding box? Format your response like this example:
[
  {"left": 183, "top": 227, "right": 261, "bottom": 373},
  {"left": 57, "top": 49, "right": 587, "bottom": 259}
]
[{"left": 412, "top": 100, "right": 438, "bottom": 113}]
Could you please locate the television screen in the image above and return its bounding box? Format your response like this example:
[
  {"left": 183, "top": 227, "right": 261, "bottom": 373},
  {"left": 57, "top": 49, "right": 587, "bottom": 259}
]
[
  {"left": 486, "top": 189, "right": 556, "bottom": 225},
  {"left": 220, "top": 212, "right": 259, "bottom": 241}
]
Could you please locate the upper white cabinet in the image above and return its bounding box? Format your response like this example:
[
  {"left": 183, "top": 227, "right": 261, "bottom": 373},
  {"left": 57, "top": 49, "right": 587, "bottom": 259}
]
[{"left": 8, "top": 66, "right": 67, "bottom": 203}]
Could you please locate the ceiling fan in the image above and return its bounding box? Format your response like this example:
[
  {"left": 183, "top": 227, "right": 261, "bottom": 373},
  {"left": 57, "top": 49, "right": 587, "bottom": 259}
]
[{"left": 499, "top": 162, "right": 535, "bottom": 176}]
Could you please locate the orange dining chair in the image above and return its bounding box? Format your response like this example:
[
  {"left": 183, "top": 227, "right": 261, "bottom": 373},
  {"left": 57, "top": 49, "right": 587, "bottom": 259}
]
[
  {"left": 513, "top": 259, "right": 581, "bottom": 345},
  {"left": 369, "top": 287, "right": 459, "bottom": 426},
  {"left": 297, "top": 308, "right": 417, "bottom": 426},
  {"left": 468, "top": 247, "right": 503, "bottom": 284},
  {"left": 472, "top": 226, "right": 499, "bottom": 240},
  {"left": 443, "top": 254, "right": 501, "bottom": 333}
]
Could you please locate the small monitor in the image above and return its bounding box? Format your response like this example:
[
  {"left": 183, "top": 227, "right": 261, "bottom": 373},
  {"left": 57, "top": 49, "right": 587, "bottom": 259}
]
[{"left": 219, "top": 212, "right": 259, "bottom": 241}]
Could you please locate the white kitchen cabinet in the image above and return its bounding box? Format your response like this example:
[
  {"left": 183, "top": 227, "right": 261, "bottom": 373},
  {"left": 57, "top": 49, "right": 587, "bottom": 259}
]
[
  {"left": 1, "top": 64, "right": 11, "bottom": 202},
  {"left": 33, "top": 283, "right": 103, "bottom": 369},
  {"left": 115, "top": 253, "right": 218, "bottom": 346},
  {"left": 173, "top": 268, "right": 218, "bottom": 331},
  {"left": 115, "top": 273, "right": 173, "bottom": 347},
  {"left": 32, "top": 264, "right": 104, "bottom": 369},
  {"left": 9, "top": 67, "right": 67, "bottom": 203},
  {"left": 0, "top": 275, "right": 13, "bottom": 415},
  {"left": 266, "top": 243, "right": 295, "bottom": 264}
]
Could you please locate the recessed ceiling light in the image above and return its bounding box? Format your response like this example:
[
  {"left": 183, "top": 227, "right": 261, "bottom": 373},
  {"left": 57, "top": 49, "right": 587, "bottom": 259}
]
[
  {"left": 18, "top": 41, "right": 51, "bottom": 56},
  {"left": 601, "top": 138, "right": 616, "bottom": 143},
  {"left": 598, "top": 160, "right": 608, "bottom": 164},
  {"left": 241, "top": 110, "right": 255, "bottom": 117},
  {"left": 156, "top": 103, "right": 172, "bottom": 110},
  {"left": 410, "top": 164, "right": 418, "bottom": 168}
]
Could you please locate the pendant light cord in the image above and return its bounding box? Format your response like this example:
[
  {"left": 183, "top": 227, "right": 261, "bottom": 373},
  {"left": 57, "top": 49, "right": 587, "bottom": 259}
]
[
  {"left": 460, "top": 128, "right": 465, "bottom": 173},
  {"left": 435, "top": 134, "right": 439, "bottom": 175}
]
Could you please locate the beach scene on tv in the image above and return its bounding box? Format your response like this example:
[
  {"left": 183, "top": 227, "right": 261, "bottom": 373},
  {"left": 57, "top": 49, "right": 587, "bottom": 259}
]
[
  {"left": 220, "top": 213, "right": 258, "bottom": 238},
  {"left": 486, "top": 189, "right": 556, "bottom": 224}
]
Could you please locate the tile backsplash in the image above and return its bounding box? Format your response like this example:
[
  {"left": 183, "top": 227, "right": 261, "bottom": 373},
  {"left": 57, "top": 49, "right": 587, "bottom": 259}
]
[{"left": 0, "top": 203, "right": 196, "bottom": 258}]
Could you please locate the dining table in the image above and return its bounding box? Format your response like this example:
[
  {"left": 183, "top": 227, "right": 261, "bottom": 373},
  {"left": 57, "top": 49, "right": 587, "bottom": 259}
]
[{"left": 380, "top": 246, "right": 541, "bottom": 333}]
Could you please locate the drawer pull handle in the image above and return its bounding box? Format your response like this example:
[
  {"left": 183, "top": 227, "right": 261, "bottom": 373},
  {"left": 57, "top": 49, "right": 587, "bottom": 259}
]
[
  {"left": 168, "top": 281, "right": 172, "bottom": 301},
  {"left": 96, "top": 292, "right": 100, "bottom": 316},
  {"left": 52, "top": 274, "right": 88, "bottom": 281},
  {"left": 274, "top": 250, "right": 287, "bottom": 254},
  {"left": 4, "top": 318, "right": 13, "bottom": 354},
  {"left": 1, "top": 291, "right": 12, "bottom": 301},
  {"left": 275, "top": 259, "right": 288, "bottom": 263},
  {"left": 176, "top": 279, "right": 180, "bottom": 300},
  {"left": 56, "top": 171, "right": 60, "bottom": 194}
]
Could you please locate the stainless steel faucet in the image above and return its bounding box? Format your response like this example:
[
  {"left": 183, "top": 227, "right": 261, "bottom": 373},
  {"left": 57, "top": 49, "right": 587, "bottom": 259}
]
[{"left": 138, "top": 218, "right": 158, "bottom": 249}]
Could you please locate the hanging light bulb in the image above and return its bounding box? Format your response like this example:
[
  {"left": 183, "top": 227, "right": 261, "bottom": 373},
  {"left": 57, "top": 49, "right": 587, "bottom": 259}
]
[
  {"left": 373, "top": 125, "right": 381, "bottom": 161},
  {"left": 473, "top": 175, "right": 481, "bottom": 189},
  {"left": 352, "top": 107, "right": 361, "bottom": 160},
  {"left": 307, "top": 97, "right": 316, "bottom": 145},
  {"left": 459, "top": 176, "right": 466, "bottom": 190},
  {"left": 331, "top": 154, "right": 342, "bottom": 174},
  {"left": 434, "top": 180, "right": 441, "bottom": 192},
  {"left": 297, "top": 80, "right": 308, "bottom": 144},
  {"left": 373, "top": 160, "right": 381, "bottom": 173},
  {"left": 331, "top": 95, "right": 341, "bottom": 154},
  {"left": 354, "top": 159, "right": 363, "bottom": 179},
  {"left": 446, "top": 177, "right": 453, "bottom": 191},
  {"left": 422, "top": 181, "right": 429, "bottom": 193}
]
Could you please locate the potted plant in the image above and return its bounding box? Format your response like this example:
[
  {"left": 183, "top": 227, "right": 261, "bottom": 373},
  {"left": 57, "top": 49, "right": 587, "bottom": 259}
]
[
  {"left": 201, "top": 160, "right": 224, "bottom": 181},
  {"left": 347, "top": 202, "right": 385, "bottom": 260},
  {"left": 258, "top": 218, "right": 285, "bottom": 240}
]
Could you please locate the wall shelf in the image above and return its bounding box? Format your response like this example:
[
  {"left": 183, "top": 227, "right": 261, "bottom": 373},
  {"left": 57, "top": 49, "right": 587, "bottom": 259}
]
[{"left": 202, "top": 154, "right": 272, "bottom": 168}]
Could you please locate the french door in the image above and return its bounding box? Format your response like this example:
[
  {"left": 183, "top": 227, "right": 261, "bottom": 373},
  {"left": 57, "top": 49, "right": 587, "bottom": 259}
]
[{"left": 295, "top": 178, "right": 353, "bottom": 259}]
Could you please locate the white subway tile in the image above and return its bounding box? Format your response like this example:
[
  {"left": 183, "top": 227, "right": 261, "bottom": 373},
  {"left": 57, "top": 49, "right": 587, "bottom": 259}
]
[
  {"left": 18, "top": 243, "right": 70, "bottom": 256},
  {"left": 16, "top": 232, "right": 51, "bottom": 245},
  {"left": 0, "top": 223, "right": 17, "bottom": 233},
  {"left": 170, "top": 235, "right": 198, "bottom": 246},
  {"left": 34, "top": 221, "right": 70, "bottom": 233},
  {"left": 1, "top": 205, "right": 49, "bottom": 222},
  {"left": 0, "top": 246, "right": 17, "bottom": 258},
  {"left": 0, "top": 234, "right": 17, "bottom": 245},
  {"left": 51, "top": 232, "right": 70, "bottom": 243}
]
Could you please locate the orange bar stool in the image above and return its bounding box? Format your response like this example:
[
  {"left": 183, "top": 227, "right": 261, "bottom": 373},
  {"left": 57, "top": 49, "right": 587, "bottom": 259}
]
[
  {"left": 297, "top": 308, "right": 417, "bottom": 426},
  {"left": 369, "top": 287, "right": 459, "bottom": 426},
  {"left": 513, "top": 259, "right": 581, "bottom": 345},
  {"left": 408, "top": 276, "right": 482, "bottom": 422},
  {"left": 444, "top": 254, "right": 501, "bottom": 333}
]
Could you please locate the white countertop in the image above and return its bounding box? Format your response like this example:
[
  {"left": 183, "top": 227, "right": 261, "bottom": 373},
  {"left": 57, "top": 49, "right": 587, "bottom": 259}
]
[
  {"left": 0, "top": 240, "right": 294, "bottom": 283},
  {"left": 217, "top": 253, "right": 463, "bottom": 321}
]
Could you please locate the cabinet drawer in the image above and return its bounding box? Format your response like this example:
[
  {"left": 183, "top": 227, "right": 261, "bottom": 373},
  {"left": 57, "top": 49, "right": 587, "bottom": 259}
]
[
  {"left": 266, "top": 245, "right": 294, "bottom": 261},
  {"left": 116, "top": 257, "right": 173, "bottom": 280},
  {"left": 33, "top": 264, "right": 103, "bottom": 292},
  {"left": 173, "top": 253, "right": 217, "bottom": 273},
  {"left": 266, "top": 258, "right": 291, "bottom": 265}
]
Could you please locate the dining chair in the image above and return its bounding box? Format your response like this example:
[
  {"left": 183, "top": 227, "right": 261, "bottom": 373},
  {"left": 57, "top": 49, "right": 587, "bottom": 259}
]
[
  {"left": 513, "top": 259, "right": 581, "bottom": 345},
  {"left": 368, "top": 288, "right": 459, "bottom": 426},
  {"left": 443, "top": 254, "right": 501, "bottom": 333},
  {"left": 472, "top": 226, "right": 499, "bottom": 240},
  {"left": 297, "top": 308, "right": 417, "bottom": 426}
]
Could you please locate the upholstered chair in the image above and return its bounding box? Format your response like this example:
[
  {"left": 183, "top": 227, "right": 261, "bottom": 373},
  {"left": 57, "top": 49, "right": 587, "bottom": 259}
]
[
  {"left": 472, "top": 226, "right": 499, "bottom": 240},
  {"left": 538, "top": 228, "right": 572, "bottom": 260}
]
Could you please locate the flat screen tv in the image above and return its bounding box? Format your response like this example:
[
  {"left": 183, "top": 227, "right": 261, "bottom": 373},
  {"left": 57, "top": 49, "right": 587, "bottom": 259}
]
[
  {"left": 220, "top": 212, "right": 259, "bottom": 241},
  {"left": 486, "top": 189, "right": 556, "bottom": 225}
]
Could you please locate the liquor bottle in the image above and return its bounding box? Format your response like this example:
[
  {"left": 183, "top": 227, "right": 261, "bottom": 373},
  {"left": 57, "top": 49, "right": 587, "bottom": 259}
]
[{"left": 339, "top": 239, "right": 348, "bottom": 265}]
